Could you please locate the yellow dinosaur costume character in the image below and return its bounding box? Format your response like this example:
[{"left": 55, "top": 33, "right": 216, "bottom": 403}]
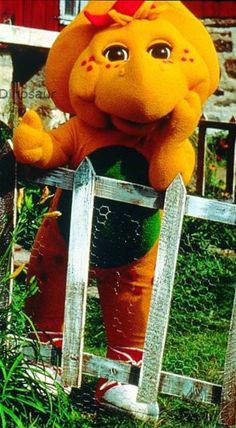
[{"left": 13, "top": 0, "right": 219, "bottom": 420}]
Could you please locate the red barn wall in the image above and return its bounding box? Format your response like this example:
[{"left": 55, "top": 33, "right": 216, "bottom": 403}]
[
  {"left": 0, "top": 1, "right": 235, "bottom": 31},
  {"left": 184, "top": 1, "right": 236, "bottom": 19},
  {"left": 0, "top": 0, "right": 59, "bottom": 31}
]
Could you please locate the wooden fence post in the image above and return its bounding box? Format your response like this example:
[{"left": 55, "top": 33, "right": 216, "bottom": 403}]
[
  {"left": 226, "top": 117, "right": 236, "bottom": 203},
  {"left": 196, "top": 118, "right": 207, "bottom": 196},
  {"left": 137, "top": 175, "right": 186, "bottom": 403},
  {"left": 61, "top": 159, "right": 95, "bottom": 387}
]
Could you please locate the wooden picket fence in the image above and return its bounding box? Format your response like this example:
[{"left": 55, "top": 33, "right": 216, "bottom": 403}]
[{"left": 12, "top": 147, "right": 235, "bottom": 426}]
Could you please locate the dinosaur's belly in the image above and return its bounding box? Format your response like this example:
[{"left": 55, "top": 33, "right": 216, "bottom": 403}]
[{"left": 58, "top": 147, "right": 161, "bottom": 268}]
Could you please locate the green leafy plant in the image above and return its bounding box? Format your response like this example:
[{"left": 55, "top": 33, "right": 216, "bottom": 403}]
[{"left": 205, "top": 131, "right": 229, "bottom": 199}]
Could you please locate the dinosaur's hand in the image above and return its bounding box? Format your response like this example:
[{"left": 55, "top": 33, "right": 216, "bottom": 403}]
[
  {"left": 13, "top": 110, "right": 49, "bottom": 164},
  {"left": 148, "top": 91, "right": 199, "bottom": 190},
  {"left": 149, "top": 138, "right": 195, "bottom": 191},
  {"left": 170, "top": 91, "right": 202, "bottom": 139},
  {"left": 157, "top": 91, "right": 202, "bottom": 145}
]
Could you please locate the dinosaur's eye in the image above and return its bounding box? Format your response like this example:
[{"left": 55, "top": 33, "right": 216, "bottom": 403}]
[
  {"left": 103, "top": 45, "right": 129, "bottom": 62},
  {"left": 148, "top": 43, "right": 172, "bottom": 59}
]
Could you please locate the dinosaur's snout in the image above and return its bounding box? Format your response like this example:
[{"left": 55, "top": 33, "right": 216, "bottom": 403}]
[{"left": 96, "top": 59, "right": 188, "bottom": 123}]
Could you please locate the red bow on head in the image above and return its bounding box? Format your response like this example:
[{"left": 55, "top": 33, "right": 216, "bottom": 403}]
[{"left": 84, "top": 1, "right": 145, "bottom": 27}]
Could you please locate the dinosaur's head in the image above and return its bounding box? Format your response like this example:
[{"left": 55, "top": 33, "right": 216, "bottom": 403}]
[{"left": 46, "top": 1, "right": 219, "bottom": 135}]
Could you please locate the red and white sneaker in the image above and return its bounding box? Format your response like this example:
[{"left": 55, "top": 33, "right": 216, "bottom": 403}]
[{"left": 96, "top": 346, "right": 159, "bottom": 422}]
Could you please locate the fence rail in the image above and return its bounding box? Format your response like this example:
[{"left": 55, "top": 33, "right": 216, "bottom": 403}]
[{"left": 19, "top": 164, "right": 236, "bottom": 225}]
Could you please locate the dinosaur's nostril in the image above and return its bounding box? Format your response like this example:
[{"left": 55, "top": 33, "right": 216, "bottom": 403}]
[{"left": 119, "top": 68, "right": 125, "bottom": 77}]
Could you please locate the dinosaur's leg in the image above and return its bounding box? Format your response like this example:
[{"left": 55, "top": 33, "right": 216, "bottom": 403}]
[
  {"left": 94, "top": 242, "right": 159, "bottom": 421},
  {"left": 26, "top": 215, "right": 67, "bottom": 348},
  {"left": 94, "top": 241, "right": 158, "bottom": 350}
]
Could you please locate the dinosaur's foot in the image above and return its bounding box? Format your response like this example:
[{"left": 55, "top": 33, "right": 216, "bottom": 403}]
[
  {"left": 97, "top": 380, "right": 159, "bottom": 422},
  {"left": 96, "top": 346, "right": 159, "bottom": 422}
]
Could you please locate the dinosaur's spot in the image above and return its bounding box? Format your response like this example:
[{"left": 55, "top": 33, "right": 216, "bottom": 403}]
[
  {"left": 189, "top": 58, "right": 195, "bottom": 62},
  {"left": 106, "top": 64, "right": 111, "bottom": 69},
  {"left": 151, "top": 3, "right": 156, "bottom": 9},
  {"left": 89, "top": 56, "right": 95, "bottom": 62},
  {"left": 81, "top": 60, "right": 87, "bottom": 66},
  {"left": 184, "top": 48, "right": 189, "bottom": 53},
  {"left": 181, "top": 57, "right": 187, "bottom": 62},
  {"left": 54, "top": 255, "right": 65, "bottom": 265},
  {"left": 86, "top": 65, "right": 93, "bottom": 72}
]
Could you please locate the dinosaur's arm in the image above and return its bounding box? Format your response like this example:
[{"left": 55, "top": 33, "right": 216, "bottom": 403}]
[
  {"left": 149, "top": 138, "right": 195, "bottom": 191},
  {"left": 13, "top": 110, "right": 75, "bottom": 169},
  {"left": 149, "top": 90, "right": 199, "bottom": 190}
]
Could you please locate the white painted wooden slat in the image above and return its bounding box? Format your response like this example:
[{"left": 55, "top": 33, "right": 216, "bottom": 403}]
[
  {"left": 137, "top": 175, "right": 187, "bottom": 403},
  {"left": 95, "top": 175, "right": 164, "bottom": 209},
  {"left": 20, "top": 166, "right": 75, "bottom": 191},
  {"left": 221, "top": 288, "right": 236, "bottom": 426},
  {"left": 0, "top": 24, "right": 58, "bottom": 48},
  {"left": 22, "top": 165, "right": 236, "bottom": 225},
  {"left": 19, "top": 338, "right": 222, "bottom": 405},
  {"left": 61, "top": 159, "right": 95, "bottom": 387},
  {"left": 185, "top": 195, "right": 236, "bottom": 225}
]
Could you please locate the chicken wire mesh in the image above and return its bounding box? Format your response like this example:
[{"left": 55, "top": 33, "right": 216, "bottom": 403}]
[
  {"left": 80, "top": 197, "right": 236, "bottom": 423},
  {"left": 163, "top": 217, "right": 235, "bottom": 384}
]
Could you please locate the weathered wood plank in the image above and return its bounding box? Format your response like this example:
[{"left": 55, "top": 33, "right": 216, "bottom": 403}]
[
  {"left": 82, "top": 354, "right": 222, "bottom": 405},
  {"left": 185, "top": 195, "right": 236, "bottom": 225},
  {"left": 19, "top": 339, "right": 222, "bottom": 405},
  {"left": 159, "top": 370, "right": 221, "bottom": 405},
  {"left": 20, "top": 165, "right": 236, "bottom": 225},
  {"left": 22, "top": 167, "right": 164, "bottom": 208},
  {"left": 61, "top": 159, "right": 95, "bottom": 387},
  {"left": 220, "top": 288, "right": 236, "bottom": 426},
  {"left": 95, "top": 175, "right": 164, "bottom": 209},
  {"left": 199, "top": 118, "right": 236, "bottom": 132},
  {"left": 0, "top": 24, "right": 58, "bottom": 49},
  {"left": 137, "top": 175, "right": 187, "bottom": 403},
  {"left": 18, "top": 165, "right": 75, "bottom": 191}
]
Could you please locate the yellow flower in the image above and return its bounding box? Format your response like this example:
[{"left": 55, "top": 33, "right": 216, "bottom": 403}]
[
  {"left": 43, "top": 211, "right": 62, "bottom": 219},
  {"left": 17, "top": 188, "right": 24, "bottom": 212},
  {"left": 208, "top": 163, "right": 217, "bottom": 171}
]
